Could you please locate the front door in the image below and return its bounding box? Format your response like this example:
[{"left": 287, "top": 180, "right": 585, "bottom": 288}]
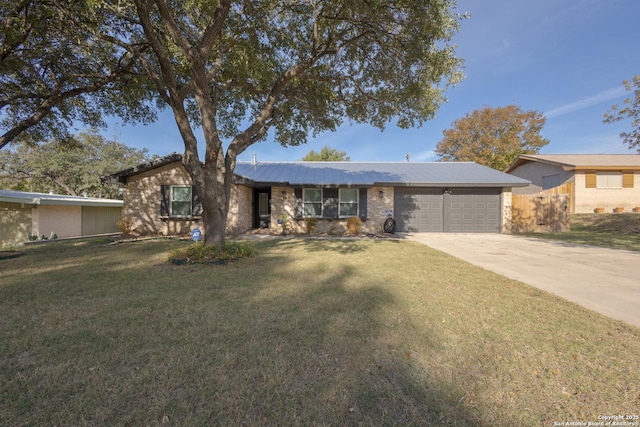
[{"left": 254, "top": 189, "right": 271, "bottom": 228}]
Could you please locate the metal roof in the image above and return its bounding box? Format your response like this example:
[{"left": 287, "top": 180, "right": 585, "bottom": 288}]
[
  {"left": 234, "top": 161, "right": 530, "bottom": 187},
  {"left": 0, "top": 189, "right": 123, "bottom": 207}
]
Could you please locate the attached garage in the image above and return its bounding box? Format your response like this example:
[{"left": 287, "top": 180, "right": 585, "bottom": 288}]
[
  {"left": 110, "top": 156, "right": 531, "bottom": 236},
  {"left": 395, "top": 187, "right": 502, "bottom": 233}
]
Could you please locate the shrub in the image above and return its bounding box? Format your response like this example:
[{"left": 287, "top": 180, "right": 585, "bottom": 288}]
[
  {"left": 168, "top": 241, "right": 256, "bottom": 265},
  {"left": 117, "top": 215, "right": 135, "bottom": 237},
  {"left": 278, "top": 215, "right": 291, "bottom": 235},
  {"left": 346, "top": 216, "right": 362, "bottom": 235},
  {"left": 304, "top": 218, "right": 317, "bottom": 234}
]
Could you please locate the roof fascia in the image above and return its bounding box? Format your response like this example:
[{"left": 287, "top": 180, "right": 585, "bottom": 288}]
[
  {"left": 505, "top": 155, "right": 575, "bottom": 173},
  {"left": 572, "top": 166, "right": 640, "bottom": 171},
  {"left": 104, "top": 153, "right": 183, "bottom": 183}
]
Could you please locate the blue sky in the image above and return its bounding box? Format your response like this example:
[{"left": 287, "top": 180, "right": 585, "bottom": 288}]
[{"left": 104, "top": 0, "right": 640, "bottom": 163}]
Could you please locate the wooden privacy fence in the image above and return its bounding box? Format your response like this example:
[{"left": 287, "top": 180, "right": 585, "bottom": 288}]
[{"left": 512, "top": 183, "right": 572, "bottom": 233}]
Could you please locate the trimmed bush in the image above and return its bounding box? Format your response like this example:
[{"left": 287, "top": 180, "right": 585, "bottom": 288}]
[
  {"left": 168, "top": 240, "right": 256, "bottom": 265},
  {"left": 304, "top": 218, "right": 317, "bottom": 234},
  {"left": 117, "top": 215, "right": 135, "bottom": 237},
  {"left": 346, "top": 216, "right": 361, "bottom": 235}
]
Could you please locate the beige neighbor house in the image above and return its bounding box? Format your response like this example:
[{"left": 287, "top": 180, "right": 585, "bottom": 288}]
[
  {"left": 505, "top": 154, "right": 640, "bottom": 214},
  {"left": 107, "top": 154, "right": 530, "bottom": 236},
  {"left": 0, "top": 189, "right": 123, "bottom": 247}
]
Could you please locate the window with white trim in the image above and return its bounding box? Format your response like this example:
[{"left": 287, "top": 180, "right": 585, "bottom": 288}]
[
  {"left": 596, "top": 172, "right": 622, "bottom": 189},
  {"left": 171, "top": 186, "right": 192, "bottom": 216},
  {"left": 339, "top": 188, "right": 358, "bottom": 217},
  {"left": 303, "top": 188, "right": 322, "bottom": 217},
  {"left": 301, "top": 188, "right": 360, "bottom": 218}
]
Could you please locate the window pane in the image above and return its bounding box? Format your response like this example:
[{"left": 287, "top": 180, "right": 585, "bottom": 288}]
[
  {"left": 340, "top": 188, "right": 358, "bottom": 203},
  {"left": 339, "top": 203, "right": 358, "bottom": 217},
  {"left": 303, "top": 189, "right": 321, "bottom": 202},
  {"left": 172, "top": 186, "right": 191, "bottom": 201},
  {"left": 339, "top": 188, "right": 358, "bottom": 217},
  {"left": 172, "top": 201, "right": 192, "bottom": 216},
  {"left": 596, "top": 173, "right": 622, "bottom": 189},
  {"left": 304, "top": 203, "right": 322, "bottom": 217}
]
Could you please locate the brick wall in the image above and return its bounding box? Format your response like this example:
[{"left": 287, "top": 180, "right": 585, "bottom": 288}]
[
  {"left": 270, "top": 186, "right": 394, "bottom": 235},
  {"left": 123, "top": 161, "right": 252, "bottom": 236}
]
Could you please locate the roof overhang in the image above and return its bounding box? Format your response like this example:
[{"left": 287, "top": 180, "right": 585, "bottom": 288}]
[
  {"left": 104, "top": 153, "right": 183, "bottom": 183},
  {"left": 0, "top": 191, "right": 122, "bottom": 207}
]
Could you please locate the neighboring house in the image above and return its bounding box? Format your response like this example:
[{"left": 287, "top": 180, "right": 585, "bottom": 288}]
[
  {"left": 107, "top": 154, "right": 529, "bottom": 235},
  {"left": 0, "top": 190, "right": 123, "bottom": 247},
  {"left": 505, "top": 154, "right": 640, "bottom": 213}
]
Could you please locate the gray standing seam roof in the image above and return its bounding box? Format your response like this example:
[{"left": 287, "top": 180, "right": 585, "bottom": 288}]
[{"left": 234, "top": 162, "right": 530, "bottom": 187}]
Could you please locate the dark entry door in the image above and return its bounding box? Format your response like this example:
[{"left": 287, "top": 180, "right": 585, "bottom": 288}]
[{"left": 254, "top": 189, "right": 271, "bottom": 228}]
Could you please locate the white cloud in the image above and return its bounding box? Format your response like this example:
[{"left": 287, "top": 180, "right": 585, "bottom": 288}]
[
  {"left": 544, "top": 86, "right": 627, "bottom": 119},
  {"left": 410, "top": 150, "right": 437, "bottom": 162}
]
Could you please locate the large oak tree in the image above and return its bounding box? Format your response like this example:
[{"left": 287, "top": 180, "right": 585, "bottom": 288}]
[
  {"left": 0, "top": 1, "right": 154, "bottom": 149},
  {"left": 435, "top": 105, "right": 549, "bottom": 171},
  {"left": 6, "top": 0, "right": 465, "bottom": 246}
]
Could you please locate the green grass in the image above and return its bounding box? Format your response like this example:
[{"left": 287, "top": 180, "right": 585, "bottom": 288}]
[
  {"left": 521, "top": 213, "right": 640, "bottom": 251},
  {"left": 1, "top": 238, "right": 639, "bottom": 426}
]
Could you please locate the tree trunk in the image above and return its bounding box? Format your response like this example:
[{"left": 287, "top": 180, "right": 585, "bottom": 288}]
[
  {"left": 188, "top": 153, "right": 234, "bottom": 247},
  {"left": 198, "top": 175, "right": 229, "bottom": 247}
]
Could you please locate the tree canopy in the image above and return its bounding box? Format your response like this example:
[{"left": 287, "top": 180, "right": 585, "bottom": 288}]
[
  {"left": 603, "top": 75, "right": 640, "bottom": 152},
  {"left": 0, "top": 1, "right": 155, "bottom": 149},
  {"left": 0, "top": 130, "right": 150, "bottom": 199},
  {"left": 3, "top": 0, "right": 465, "bottom": 245},
  {"left": 302, "top": 146, "right": 350, "bottom": 161},
  {"left": 434, "top": 105, "right": 549, "bottom": 171}
]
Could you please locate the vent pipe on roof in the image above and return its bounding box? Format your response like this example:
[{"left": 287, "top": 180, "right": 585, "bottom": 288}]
[
  {"left": 252, "top": 153, "right": 257, "bottom": 166},
  {"left": 405, "top": 153, "right": 410, "bottom": 162}
]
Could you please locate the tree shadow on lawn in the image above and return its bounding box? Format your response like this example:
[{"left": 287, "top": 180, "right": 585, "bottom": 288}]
[
  {"left": 1, "top": 239, "right": 492, "bottom": 425},
  {"left": 264, "top": 235, "right": 404, "bottom": 256}
]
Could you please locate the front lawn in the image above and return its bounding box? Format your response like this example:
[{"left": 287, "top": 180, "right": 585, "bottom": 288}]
[
  {"left": 1, "top": 238, "right": 639, "bottom": 426},
  {"left": 521, "top": 213, "right": 640, "bottom": 251}
]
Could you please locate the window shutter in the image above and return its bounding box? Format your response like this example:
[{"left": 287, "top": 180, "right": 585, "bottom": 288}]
[
  {"left": 323, "top": 188, "right": 338, "bottom": 218},
  {"left": 294, "top": 188, "right": 303, "bottom": 219},
  {"left": 192, "top": 186, "right": 202, "bottom": 216},
  {"left": 585, "top": 172, "right": 596, "bottom": 188},
  {"left": 161, "top": 185, "right": 170, "bottom": 216},
  {"left": 359, "top": 188, "right": 367, "bottom": 220},
  {"left": 623, "top": 172, "right": 634, "bottom": 188}
]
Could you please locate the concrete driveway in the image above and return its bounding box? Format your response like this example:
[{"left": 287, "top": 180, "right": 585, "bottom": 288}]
[{"left": 404, "top": 233, "right": 640, "bottom": 328}]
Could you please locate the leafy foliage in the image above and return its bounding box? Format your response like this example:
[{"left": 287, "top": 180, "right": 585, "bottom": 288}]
[
  {"left": 0, "top": 130, "right": 150, "bottom": 198},
  {"left": 99, "top": 0, "right": 464, "bottom": 245},
  {"left": 603, "top": 75, "right": 640, "bottom": 152},
  {"left": 117, "top": 216, "right": 136, "bottom": 237},
  {"left": 0, "top": 1, "right": 155, "bottom": 149},
  {"left": 435, "top": 105, "right": 550, "bottom": 171},
  {"left": 168, "top": 240, "right": 256, "bottom": 265},
  {"left": 346, "top": 216, "right": 362, "bottom": 235},
  {"left": 302, "top": 146, "right": 350, "bottom": 161},
  {"left": 3, "top": 1, "right": 465, "bottom": 246}
]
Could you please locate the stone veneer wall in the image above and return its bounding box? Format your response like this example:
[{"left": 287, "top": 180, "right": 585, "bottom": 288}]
[
  {"left": 270, "top": 186, "right": 394, "bottom": 235},
  {"left": 501, "top": 189, "right": 512, "bottom": 234}
]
